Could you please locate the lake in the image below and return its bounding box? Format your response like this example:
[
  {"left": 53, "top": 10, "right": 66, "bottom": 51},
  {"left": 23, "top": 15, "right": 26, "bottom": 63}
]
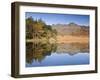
[{"left": 26, "top": 42, "right": 89, "bottom": 67}]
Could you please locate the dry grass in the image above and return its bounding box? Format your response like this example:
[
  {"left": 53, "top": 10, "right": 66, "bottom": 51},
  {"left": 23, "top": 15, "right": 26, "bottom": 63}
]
[{"left": 57, "top": 35, "right": 89, "bottom": 44}]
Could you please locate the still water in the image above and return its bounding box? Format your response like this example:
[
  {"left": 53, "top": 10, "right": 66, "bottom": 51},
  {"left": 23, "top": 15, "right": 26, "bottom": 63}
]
[{"left": 26, "top": 42, "right": 89, "bottom": 67}]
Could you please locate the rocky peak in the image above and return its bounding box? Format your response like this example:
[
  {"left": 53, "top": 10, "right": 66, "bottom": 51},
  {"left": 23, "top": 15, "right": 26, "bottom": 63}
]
[{"left": 67, "top": 22, "right": 78, "bottom": 26}]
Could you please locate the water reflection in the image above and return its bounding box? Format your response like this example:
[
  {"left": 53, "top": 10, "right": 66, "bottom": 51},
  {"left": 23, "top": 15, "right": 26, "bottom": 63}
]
[
  {"left": 26, "top": 42, "right": 57, "bottom": 64},
  {"left": 26, "top": 42, "right": 89, "bottom": 67},
  {"left": 56, "top": 43, "right": 89, "bottom": 55}
]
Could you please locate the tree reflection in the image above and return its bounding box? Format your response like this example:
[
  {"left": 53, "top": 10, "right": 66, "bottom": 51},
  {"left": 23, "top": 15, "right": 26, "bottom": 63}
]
[
  {"left": 26, "top": 42, "right": 89, "bottom": 64},
  {"left": 26, "top": 42, "right": 57, "bottom": 64}
]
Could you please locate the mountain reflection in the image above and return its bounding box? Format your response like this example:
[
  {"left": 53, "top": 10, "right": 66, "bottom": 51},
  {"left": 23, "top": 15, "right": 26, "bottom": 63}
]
[
  {"left": 26, "top": 42, "right": 89, "bottom": 64},
  {"left": 56, "top": 43, "right": 89, "bottom": 55}
]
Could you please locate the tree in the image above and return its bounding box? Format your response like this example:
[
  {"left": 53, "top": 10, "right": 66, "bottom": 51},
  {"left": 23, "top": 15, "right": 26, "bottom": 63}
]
[
  {"left": 26, "top": 17, "right": 34, "bottom": 39},
  {"left": 26, "top": 17, "right": 57, "bottom": 40}
]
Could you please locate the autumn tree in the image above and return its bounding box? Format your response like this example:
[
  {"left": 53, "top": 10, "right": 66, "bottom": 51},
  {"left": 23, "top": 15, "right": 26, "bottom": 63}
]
[{"left": 26, "top": 17, "right": 57, "bottom": 40}]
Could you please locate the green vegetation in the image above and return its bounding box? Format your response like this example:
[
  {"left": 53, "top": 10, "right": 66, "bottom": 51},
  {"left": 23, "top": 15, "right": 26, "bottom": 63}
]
[
  {"left": 26, "top": 17, "right": 57, "bottom": 63},
  {"left": 26, "top": 17, "right": 57, "bottom": 41}
]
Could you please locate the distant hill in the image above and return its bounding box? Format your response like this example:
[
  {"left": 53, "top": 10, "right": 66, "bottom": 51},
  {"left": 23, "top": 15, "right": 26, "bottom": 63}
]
[{"left": 51, "top": 23, "right": 89, "bottom": 36}]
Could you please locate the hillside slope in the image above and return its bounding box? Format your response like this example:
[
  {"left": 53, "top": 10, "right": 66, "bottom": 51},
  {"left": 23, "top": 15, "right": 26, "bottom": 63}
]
[{"left": 52, "top": 23, "right": 89, "bottom": 36}]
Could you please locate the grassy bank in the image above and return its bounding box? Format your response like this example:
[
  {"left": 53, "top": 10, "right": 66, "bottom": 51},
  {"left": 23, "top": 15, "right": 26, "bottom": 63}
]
[{"left": 57, "top": 35, "right": 89, "bottom": 44}]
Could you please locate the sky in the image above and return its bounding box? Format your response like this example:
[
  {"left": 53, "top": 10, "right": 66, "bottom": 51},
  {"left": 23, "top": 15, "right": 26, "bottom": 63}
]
[{"left": 25, "top": 12, "right": 90, "bottom": 26}]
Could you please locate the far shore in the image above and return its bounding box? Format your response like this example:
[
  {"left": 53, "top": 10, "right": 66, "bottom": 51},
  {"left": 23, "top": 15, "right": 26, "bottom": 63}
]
[{"left": 56, "top": 35, "right": 89, "bottom": 44}]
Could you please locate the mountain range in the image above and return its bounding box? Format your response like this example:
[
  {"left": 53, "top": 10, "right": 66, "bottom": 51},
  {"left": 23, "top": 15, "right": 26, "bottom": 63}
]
[{"left": 51, "top": 23, "right": 89, "bottom": 36}]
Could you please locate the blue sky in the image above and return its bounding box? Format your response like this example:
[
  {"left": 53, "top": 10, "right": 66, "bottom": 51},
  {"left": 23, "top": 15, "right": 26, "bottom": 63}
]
[{"left": 25, "top": 12, "right": 90, "bottom": 26}]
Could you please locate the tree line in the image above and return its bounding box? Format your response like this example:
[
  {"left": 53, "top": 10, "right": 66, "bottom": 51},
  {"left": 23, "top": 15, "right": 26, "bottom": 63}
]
[{"left": 26, "top": 17, "right": 57, "bottom": 40}]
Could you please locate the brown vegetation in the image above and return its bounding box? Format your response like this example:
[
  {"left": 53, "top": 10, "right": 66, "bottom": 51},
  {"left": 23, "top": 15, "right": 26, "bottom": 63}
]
[{"left": 57, "top": 35, "right": 89, "bottom": 44}]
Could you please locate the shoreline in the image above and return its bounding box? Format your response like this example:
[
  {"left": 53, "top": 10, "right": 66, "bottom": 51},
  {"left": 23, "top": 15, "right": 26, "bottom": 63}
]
[
  {"left": 56, "top": 35, "right": 89, "bottom": 44},
  {"left": 26, "top": 35, "right": 89, "bottom": 44}
]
